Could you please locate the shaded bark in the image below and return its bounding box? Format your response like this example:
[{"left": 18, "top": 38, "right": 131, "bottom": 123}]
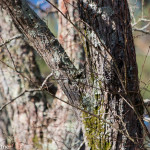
[{"left": 58, "top": 0, "right": 85, "bottom": 69}]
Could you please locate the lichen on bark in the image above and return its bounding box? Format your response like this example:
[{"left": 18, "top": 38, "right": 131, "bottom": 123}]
[{"left": 82, "top": 108, "right": 111, "bottom": 150}]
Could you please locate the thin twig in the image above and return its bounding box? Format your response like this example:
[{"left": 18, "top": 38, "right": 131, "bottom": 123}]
[
  {"left": 139, "top": 46, "right": 150, "bottom": 83},
  {"left": 0, "top": 34, "right": 22, "bottom": 47},
  {"left": 40, "top": 73, "right": 53, "bottom": 89},
  {"left": 0, "top": 89, "right": 41, "bottom": 111},
  {"left": 133, "top": 28, "right": 150, "bottom": 34},
  {"left": 142, "top": 0, "right": 144, "bottom": 19},
  {"left": 0, "top": 36, "right": 19, "bottom": 72}
]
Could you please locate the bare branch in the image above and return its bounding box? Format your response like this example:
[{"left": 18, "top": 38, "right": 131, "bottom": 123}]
[
  {"left": 133, "top": 28, "right": 150, "bottom": 34},
  {"left": 0, "top": 89, "right": 41, "bottom": 111},
  {"left": 0, "top": 34, "right": 22, "bottom": 47},
  {"left": 40, "top": 73, "right": 53, "bottom": 89}
]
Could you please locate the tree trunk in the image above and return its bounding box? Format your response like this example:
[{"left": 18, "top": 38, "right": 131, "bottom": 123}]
[
  {"left": 0, "top": 4, "right": 84, "bottom": 150},
  {"left": 46, "top": 0, "right": 85, "bottom": 149},
  {"left": 0, "top": 0, "right": 146, "bottom": 149},
  {"left": 0, "top": 8, "right": 56, "bottom": 150},
  {"left": 0, "top": 91, "right": 11, "bottom": 147},
  {"left": 78, "top": 0, "right": 144, "bottom": 149}
]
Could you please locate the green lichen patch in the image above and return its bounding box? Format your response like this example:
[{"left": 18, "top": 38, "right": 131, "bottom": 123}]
[
  {"left": 32, "top": 135, "right": 42, "bottom": 149},
  {"left": 82, "top": 107, "right": 111, "bottom": 150}
]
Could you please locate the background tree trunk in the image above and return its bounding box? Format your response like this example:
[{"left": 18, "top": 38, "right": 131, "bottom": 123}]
[
  {"left": 46, "top": 0, "right": 85, "bottom": 149},
  {"left": 0, "top": 8, "right": 56, "bottom": 150},
  {"left": 0, "top": 92, "right": 11, "bottom": 147}
]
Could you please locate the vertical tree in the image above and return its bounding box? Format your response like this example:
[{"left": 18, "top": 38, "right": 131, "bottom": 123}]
[
  {"left": 77, "top": 0, "right": 145, "bottom": 149},
  {"left": 0, "top": 7, "right": 55, "bottom": 150}
]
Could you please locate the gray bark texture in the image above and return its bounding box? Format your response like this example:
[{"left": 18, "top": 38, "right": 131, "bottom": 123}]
[
  {"left": 78, "top": 0, "right": 145, "bottom": 149},
  {"left": 0, "top": 7, "right": 83, "bottom": 150},
  {"left": 59, "top": 0, "right": 146, "bottom": 149},
  {"left": 0, "top": 8, "right": 52, "bottom": 150},
  {"left": 0, "top": 0, "right": 147, "bottom": 150}
]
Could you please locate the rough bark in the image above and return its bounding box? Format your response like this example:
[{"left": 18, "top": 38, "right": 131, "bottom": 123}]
[
  {"left": 47, "top": 88, "right": 84, "bottom": 150},
  {"left": 0, "top": 0, "right": 146, "bottom": 149},
  {"left": 0, "top": 92, "right": 12, "bottom": 147},
  {"left": 0, "top": 3, "right": 83, "bottom": 150},
  {"left": 78, "top": 0, "right": 144, "bottom": 149},
  {"left": 46, "top": 0, "right": 85, "bottom": 149},
  {"left": 0, "top": 8, "right": 56, "bottom": 150},
  {"left": 58, "top": 0, "right": 85, "bottom": 69},
  {"left": 0, "top": 0, "right": 82, "bottom": 106}
]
